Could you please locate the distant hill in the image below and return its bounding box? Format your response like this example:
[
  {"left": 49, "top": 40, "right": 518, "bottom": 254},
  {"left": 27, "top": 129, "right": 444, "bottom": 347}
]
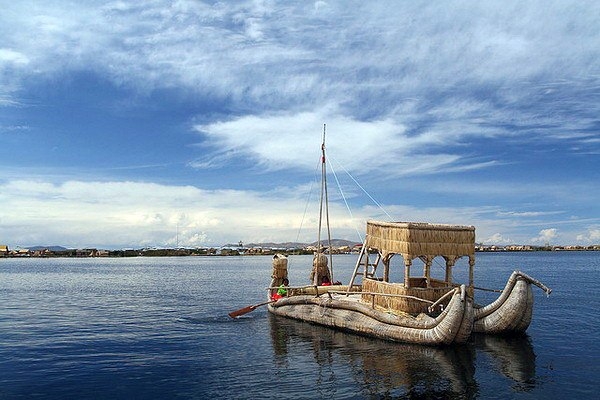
[
  {"left": 308, "top": 239, "right": 361, "bottom": 248},
  {"left": 228, "top": 239, "right": 361, "bottom": 248},
  {"left": 27, "top": 246, "right": 69, "bottom": 252}
]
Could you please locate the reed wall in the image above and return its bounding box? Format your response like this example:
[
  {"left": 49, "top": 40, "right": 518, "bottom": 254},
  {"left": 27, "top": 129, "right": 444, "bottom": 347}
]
[{"left": 362, "top": 279, "right": 453, "bottom": 314}]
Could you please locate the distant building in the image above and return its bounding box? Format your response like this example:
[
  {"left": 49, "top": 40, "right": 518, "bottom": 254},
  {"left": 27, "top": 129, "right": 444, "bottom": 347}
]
[
  {"left": 76, "top": 248, "right": 98, "bottom": 257},
  {"left": 96, "top": 250, "right": 110, "bottom": 257},
  {"left": 13, "top": 249, "right": 31, "bottom": 257},
  {"left": 0, "top": 245, "right": 8, "bottom": 257},
  {"left": 32, "top": 248, "right": 52, "bottom": 257}
]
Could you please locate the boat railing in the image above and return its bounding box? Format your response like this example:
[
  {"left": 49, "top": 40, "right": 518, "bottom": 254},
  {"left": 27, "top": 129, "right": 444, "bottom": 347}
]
[
  {"left": 267, "top": 285, "right": 439, "bottom": 302},
  {"left": 266, "top": 285, "right": 464, "bottom": 313},
  {"left": 349, "top": 290, "right": 437, "bottom": 310},
  {"left": 427, "top": 286, "right": 462, "bottom": 313},
  {"left": 266, "top": 284, "right": 358, "bottom": 297},
  {"left": 473, "top": 285, "right": 503, "bottom": 293}
]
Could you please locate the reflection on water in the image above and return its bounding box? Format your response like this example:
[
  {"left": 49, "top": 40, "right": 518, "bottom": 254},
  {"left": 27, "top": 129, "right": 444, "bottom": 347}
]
[
  {"left": 269, "top": 314, "right": 538, "bottom": 398},
  {"left": 472, "top": 333, "right": 537, "bottom": 392}
]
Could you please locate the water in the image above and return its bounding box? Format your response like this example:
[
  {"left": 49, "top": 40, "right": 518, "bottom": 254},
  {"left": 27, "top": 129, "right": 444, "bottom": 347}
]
[{"left": 1, "top": 252, "right": 598, "bottom": 399}]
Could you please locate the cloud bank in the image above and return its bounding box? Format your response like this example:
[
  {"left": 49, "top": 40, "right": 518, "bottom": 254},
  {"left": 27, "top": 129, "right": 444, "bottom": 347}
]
[{"left": 1, "top": 1, "right": 599, "bottom": 247}]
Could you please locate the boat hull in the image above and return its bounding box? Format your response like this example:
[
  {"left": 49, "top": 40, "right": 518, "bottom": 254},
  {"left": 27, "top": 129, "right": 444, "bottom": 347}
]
[{"left": 268, "top": 285, "right": 473, "bottom": 345}]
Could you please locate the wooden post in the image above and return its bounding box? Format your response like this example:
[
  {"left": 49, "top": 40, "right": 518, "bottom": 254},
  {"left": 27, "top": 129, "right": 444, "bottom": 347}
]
[
  {"left": 424, "top": 257, "right": 432, "bottom": 288},
  {"left": 469, "top": 256, "right": 475, "bottom": 290},
  {"left": 404, "top": 258, "right": 412, "bottom": 288},
  {"left": 445, "top": 256, "right": 456, "bottom": 285},
  {"left": 383, "top": 256, "right": 390, "bottom": 282}
]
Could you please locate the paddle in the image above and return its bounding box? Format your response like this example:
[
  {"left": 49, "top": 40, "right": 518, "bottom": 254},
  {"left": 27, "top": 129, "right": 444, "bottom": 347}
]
[{"left": 228, "top": 300, "right": 276, "bottom": 318}]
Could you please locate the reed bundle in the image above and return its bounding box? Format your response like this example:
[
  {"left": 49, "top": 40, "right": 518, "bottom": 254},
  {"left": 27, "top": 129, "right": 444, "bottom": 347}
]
[
  {"left": 271, "top": 254, "right": 288, "bottom": 279},
  {"left": 365, "top": 221, "right": 475, "bottom": 259},
  {"left": 310, "top": 253, "right": 331, "bottom": 285},
  {"left": 362, "top": 279, "right": 453, "bottom": 314}
]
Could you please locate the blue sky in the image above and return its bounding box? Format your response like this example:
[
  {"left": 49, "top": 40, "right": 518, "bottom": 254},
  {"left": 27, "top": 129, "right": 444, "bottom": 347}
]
[{"left": 1, "top": 1, "right": 599, "bottom": 249}]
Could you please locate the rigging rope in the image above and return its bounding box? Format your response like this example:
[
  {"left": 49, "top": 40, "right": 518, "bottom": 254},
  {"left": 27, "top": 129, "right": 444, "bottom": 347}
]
[
  {"left": 295, "top": 156, "right": 321, "bottom": 243},
  {"left": 329, "top": 154, "right": 395, "bottom": 221},
  {"left": 327, "top": 158, "right": 364, "bottom": 243}
]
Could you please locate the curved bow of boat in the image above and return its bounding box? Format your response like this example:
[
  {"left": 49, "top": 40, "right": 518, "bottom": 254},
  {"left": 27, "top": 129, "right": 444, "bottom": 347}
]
[{"left": 473, "top": 270, "right": 551, "bottom": 334}]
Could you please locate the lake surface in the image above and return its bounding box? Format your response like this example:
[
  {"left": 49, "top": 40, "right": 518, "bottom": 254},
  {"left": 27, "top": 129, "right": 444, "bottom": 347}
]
[{"left": 1, "top": 252, "right": 598, "bottom": 399}]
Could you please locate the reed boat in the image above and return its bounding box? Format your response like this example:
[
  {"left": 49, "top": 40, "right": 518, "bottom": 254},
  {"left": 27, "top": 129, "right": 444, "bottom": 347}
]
[
  {"left": 268, "top": 220, "right": 476, "bottom": 345},
  {"left": 236, "top": 125, "right": 551, "bottom": 344},
  {"left": 267, "top": 220, "right": 551, "bottom": 344}
]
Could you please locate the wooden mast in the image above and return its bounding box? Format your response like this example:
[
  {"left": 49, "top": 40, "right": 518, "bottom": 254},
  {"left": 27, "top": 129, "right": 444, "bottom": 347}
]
[{"left": 317, "top": 124, "right": 333, "bottom": 282}]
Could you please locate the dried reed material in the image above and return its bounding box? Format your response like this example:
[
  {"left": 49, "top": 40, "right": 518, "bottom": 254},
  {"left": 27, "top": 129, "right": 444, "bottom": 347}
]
[
  {"left": 365, "top": 221, "right": 475, "bottom": 259},
  {"left": 313, "top": 253, "right": 328, "bottom": 268},
  {"left": 269, "top": 285, "right": 472, "bottom": 345},
  {"left": 271, "top": 254, "right": 288, "bottom": 279},
  {"left": 310, "top": 253, "right": 331, "bottom": 285},
  {"left": 473, "top": 271, "right": 540, "bottom": 334},
  {"left": 362, "top": 279, "right": 453, "bottom": 314}
]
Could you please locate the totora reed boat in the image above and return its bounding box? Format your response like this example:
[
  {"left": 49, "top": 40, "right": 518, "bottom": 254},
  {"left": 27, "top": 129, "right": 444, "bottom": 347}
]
[
  {"left": 230, "top": 125, "right": 552, "bottom": 345},
  {"left": 268, "top": 221, "right": 475, "bottom": 345},
  {"left": 267, "top": 220, "right": 552, "bottom": 345}
]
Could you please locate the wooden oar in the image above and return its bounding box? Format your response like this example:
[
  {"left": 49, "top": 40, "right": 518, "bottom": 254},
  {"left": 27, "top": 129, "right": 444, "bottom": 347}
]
[{"left": 228, "top": 300, "right": 276, "bottom": 318}]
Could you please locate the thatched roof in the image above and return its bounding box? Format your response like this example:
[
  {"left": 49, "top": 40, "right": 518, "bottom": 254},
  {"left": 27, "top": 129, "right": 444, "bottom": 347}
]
[{"left": 365, "top": 221, "right": 475, "bottom": 260}]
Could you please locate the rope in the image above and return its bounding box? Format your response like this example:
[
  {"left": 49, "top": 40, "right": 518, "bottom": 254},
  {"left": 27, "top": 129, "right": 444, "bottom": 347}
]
[
  {"left": 327, "top": 158, "right": 364, "bottom": 243},
  {"left": 473, "top": 286, "right": 502, "bottom": 293},
  {"left": 295, "top": 156, "right": 321, "bottom": 243},
  {"left": 329, "top": 154, "right": 394, "bottom": 221},
  {"left": 319, "top": 296, "right": 332, "bottom": 316}
]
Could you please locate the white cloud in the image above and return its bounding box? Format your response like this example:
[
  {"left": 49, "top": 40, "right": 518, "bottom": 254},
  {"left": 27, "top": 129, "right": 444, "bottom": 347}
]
[
  {"left": 1, "top": 2, "right": 597, "bottom": 170},
  {"left": 530, "top": 228, "right": 558, "bottom": 244},
  {"left": 0, "top": 177, "right": 592, "bottom": 248},
  {"left": 193, "top": 109, "right": 482, "bottom": 176},
  {"left": 498, "top": 211, "right": 563, "bottom": 218},
  {"left": 576, "top": 228, "right": 600, "bottom": 243},
  {"left": 2, "top": 1, "right": 598, "bottom": 117},
  {"left": 0, "top": 1, "right": 598, "bottom": 248},
  {"left": 0, "top": 178, "right": 368, "bottom": 248},
  {"left": 483, "top": 233, "right": 512, "bottom": 245},
  {"left": 0, "top": 48, "right": 29, "bottom": 65}
]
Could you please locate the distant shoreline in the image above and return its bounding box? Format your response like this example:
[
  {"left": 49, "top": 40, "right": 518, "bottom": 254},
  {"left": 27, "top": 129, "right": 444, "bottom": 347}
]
[{"left": 1, "top": 245, "right": 599, "bottom": 258}]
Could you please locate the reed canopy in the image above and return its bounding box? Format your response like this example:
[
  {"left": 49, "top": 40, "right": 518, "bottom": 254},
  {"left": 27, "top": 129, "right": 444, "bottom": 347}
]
[{"left": 365, "top": 221, "right": 476, "bottom": 288}]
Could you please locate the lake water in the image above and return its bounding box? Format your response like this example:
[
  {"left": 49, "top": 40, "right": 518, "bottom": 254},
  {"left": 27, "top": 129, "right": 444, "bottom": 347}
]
[{"left": 1, "top": 252, "right": 598, "bottom": 399}]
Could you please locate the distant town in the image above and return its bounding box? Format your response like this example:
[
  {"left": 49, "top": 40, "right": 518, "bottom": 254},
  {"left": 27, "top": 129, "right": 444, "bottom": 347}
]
[{"left": 1, "top": 241, "right": 599, "bottom": 258}]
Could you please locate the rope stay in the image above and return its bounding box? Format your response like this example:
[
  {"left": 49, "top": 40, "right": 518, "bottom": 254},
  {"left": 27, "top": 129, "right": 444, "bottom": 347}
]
[
  {"left": 295, "top": 155, "right": 321, "bottom": 243},
  {"left": 327, "top": 158, "right": 364, "bottom": 244},
  {"left": 296, "top": 124, "right": 400, "bottom": 285},
  {"left": 328, "top": 154, "right": 394, "bottom": 221}
]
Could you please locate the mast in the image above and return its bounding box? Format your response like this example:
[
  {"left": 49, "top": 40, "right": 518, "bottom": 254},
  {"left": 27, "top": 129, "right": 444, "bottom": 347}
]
[{"left": 317, "top": 124, "right": 333, "bottom": 282}]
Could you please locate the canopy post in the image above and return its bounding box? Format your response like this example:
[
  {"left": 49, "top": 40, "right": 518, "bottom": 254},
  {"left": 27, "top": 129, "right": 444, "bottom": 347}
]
[
  {"left": 445, "top": 256, "right": 457, "bottom": 285},
  {"left": 383, "top": 254, "right": 391, "bottom": 282},
  {"left": 404, "top": 258, "right": 412, "bottom": 288},
  {"left": 469, "top": 255, "right": 475, "bottom": 290},
  {"left": 423, "top": 257, "right": 432, "bottom": 288}
]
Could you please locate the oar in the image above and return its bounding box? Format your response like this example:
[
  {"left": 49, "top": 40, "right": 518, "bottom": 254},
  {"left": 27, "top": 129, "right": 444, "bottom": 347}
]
[{"left": 228, "top": 300, "right": 276, "bottom": 318}]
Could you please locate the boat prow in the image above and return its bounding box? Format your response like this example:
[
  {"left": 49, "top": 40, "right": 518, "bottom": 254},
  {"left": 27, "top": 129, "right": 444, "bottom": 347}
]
[{"left": 474, "top": 270, "right": 552, "bottom": 334}]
